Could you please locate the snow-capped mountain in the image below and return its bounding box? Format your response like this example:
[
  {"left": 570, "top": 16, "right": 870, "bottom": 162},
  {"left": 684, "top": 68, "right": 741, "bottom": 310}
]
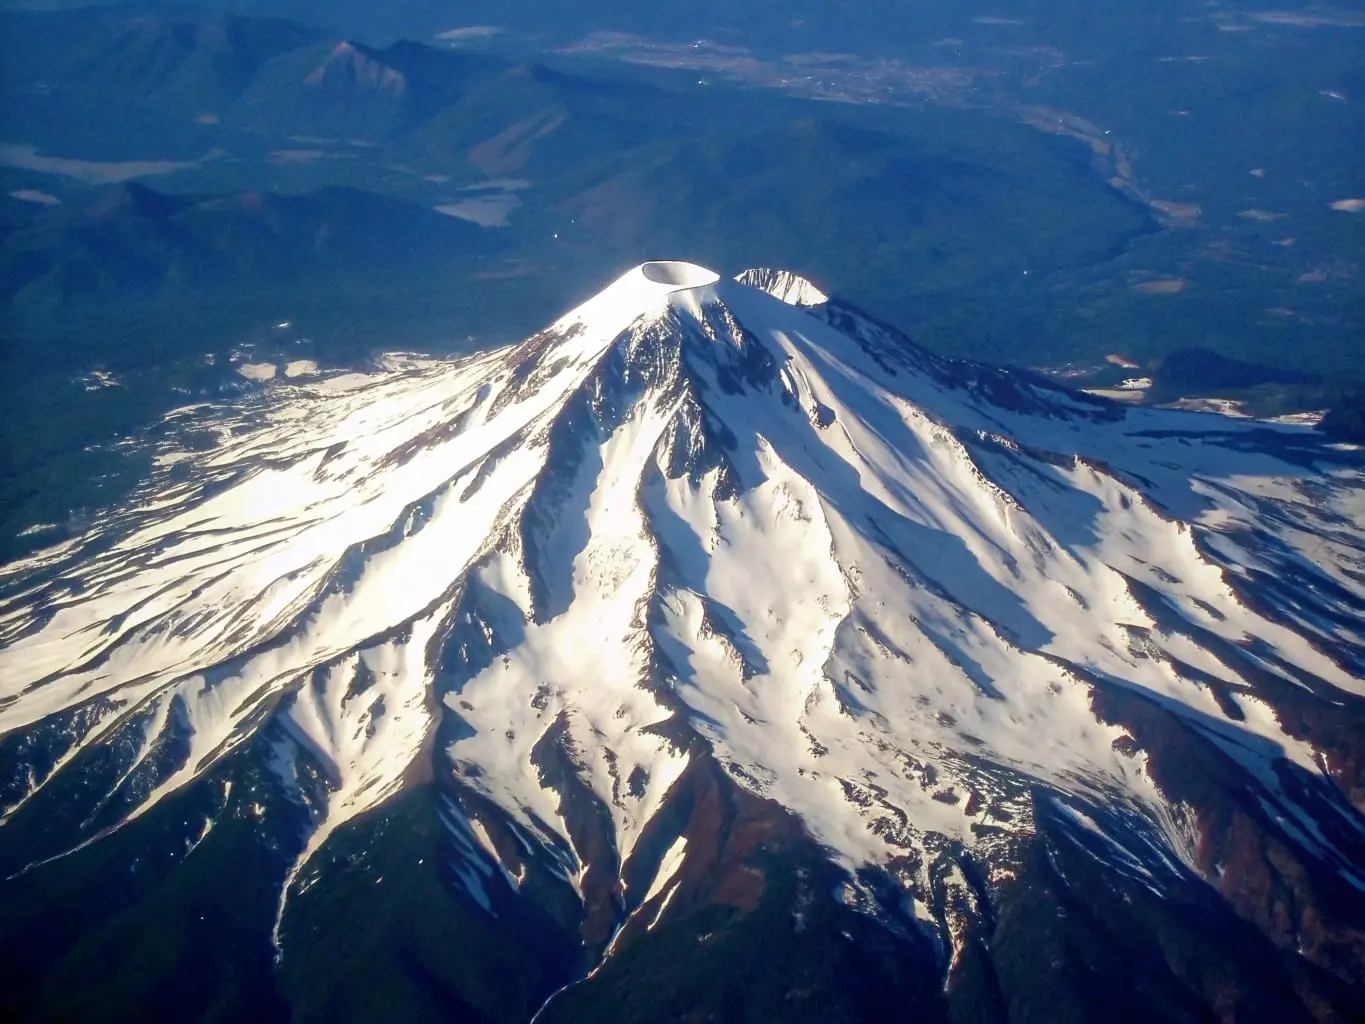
[{"left": 2, "top": 262, "right": 1363, "bottom": 1021}]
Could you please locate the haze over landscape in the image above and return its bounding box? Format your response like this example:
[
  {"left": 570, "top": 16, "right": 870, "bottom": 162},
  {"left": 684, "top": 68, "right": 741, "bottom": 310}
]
[{"left": 0, "top": 2, "right": 1362, "bottom": 1022}]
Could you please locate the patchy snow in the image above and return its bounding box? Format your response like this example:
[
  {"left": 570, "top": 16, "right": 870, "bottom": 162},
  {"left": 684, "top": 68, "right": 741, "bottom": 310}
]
[{"left": 646, "top": 881, "right": 681, "bottom": 931}]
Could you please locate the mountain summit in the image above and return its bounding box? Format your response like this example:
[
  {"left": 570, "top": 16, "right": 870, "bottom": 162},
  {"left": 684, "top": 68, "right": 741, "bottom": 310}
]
[{"left": 1, "top": 262, "right": 1363, "bottom": 1020}]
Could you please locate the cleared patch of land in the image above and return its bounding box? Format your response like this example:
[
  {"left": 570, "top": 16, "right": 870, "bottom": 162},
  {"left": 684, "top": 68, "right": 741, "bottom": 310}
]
[
  {"left": 0, "top": 143, "right": 217, "bottom": 183},
  {"left": 1132, "top": 278, "right": 1188, "bottom": 294}
]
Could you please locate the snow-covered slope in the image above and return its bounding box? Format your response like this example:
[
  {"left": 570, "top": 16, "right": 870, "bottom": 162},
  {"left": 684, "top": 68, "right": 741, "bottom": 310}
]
[{"left": 1, "top": 262, "right": 1363, "bottom": 1008}]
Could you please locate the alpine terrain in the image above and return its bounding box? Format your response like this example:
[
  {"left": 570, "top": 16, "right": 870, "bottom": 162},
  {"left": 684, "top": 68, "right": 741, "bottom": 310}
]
[{"left": 1, "top": 262, "right": 1363, "bottom": 1021}]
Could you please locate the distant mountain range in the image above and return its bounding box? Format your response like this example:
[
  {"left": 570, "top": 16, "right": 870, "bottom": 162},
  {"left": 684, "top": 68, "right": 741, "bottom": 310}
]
[
  {"left": 30, "top": 0, "right": 1277, "bottom": 58},
  {"left": 0, "top": 9, "right": 667, "bottom": 175},
  {"left": 0, "top": 8, "right": 1163, "bottom": 365},
  {"left": 2, "top": 181, "right": 492, "bottom": 312}
]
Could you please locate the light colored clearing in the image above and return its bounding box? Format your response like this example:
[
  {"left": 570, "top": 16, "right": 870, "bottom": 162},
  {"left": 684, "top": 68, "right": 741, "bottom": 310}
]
[
  {"left": 475, "top": 265, "right": 534, "bottom": 281},
  {"left": 1239, "top": 208, "right": 1284, "bottom": 221},
  {"left": 16, "top": 523, "right": 59, "bottom": 538},
  {"left": 1150, "top": 199, "right": 1202, "bottom": 222},
  {"left": 1298, "top": 261, "right": 1358, "bottom": 283},
  {"left": 0, "top": 143, "right": 218, "bottom": 184},
  {"left": 1248, "top": 10, "right": 1365, "bottom": 28},
  {"left": 1164, "top": 397, "right": 1251, "bottom": 417},
  {"left": 8, "top": 188, "right": 60, "bottom": 205},
  {"left": 1106, "top": 353, "right": 1142, "bottom": 369},
  {"left": 1118, "top": 377, "right": 1154, "bottom": 391},
  {"left": 1269, "top": 410, "right": 1326, "bottom": 427},
  {"left": 1251, "top": 168, "right": 1267, "bottom": 177},
  {"left": 460, "top": 178, "right": 532, "bottom": 192},
  {"left": 436, "top": 25, "right": 503, "bottom": 40},
  {"left": 1085, "top": 388, "right": 1148, "bottom": 403},
  {"left": 973, "top": 16, "right": 1025, "bottom": 25},
  {"left": 782, "top": 51, "right": 861, "bottom": 65},
  {"left": 435, "top": 194, "right": 519, "bottom": 227},
  {"left": 1330, "top": 198, "right": 1365, "bottom": 212},
  {"left": 195, "top": 113, "right": 220, "bottom": 125},
  {"left": 284, "top": 360, "right": 319, "bottom": 378},
  {"left": 269, "top": 149, "right": 340, "bottom": 164},
  {"left": 80, "top": 370, "right": 121, "bottom": 390},
  {"left": 1132, "top": 278, "right": 1188, "bottom": 294},
  {"left": 237, "top": 363, "right": 278, "bottom": 381},
  {"left": 469, "top": 113, "right": 567, "bottom": 176}
]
